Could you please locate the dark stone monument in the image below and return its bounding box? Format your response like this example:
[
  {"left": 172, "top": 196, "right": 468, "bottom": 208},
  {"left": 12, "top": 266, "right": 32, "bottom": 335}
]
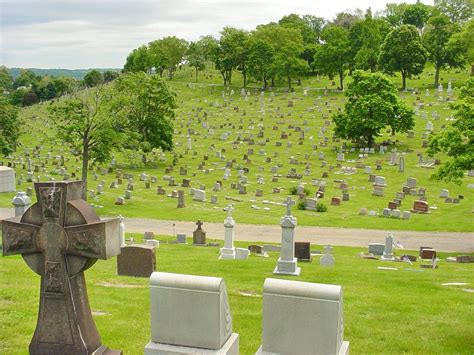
[
  {"left": 117, "top": 245, "right": 156, "bottom": 277},
  {"left": 2, "top": 181, "right": 122, "bottom": 354},
  {"left": 294, "top": 242, "right": 312, "bottom": 262},
  {"left": 193, "top": 220, "right": 206, "bottom": 245}
]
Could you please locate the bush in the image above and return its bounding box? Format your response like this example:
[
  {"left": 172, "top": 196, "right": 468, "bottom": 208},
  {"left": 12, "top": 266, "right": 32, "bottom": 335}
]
[
  {"left": 316, "top": 203, "right": 327, "bottom": 212},
  {"left": 297, "top": 200, "right": 306, "bottom": 210},
  {"left": 289, "top": 186, "right": 298, "bottom": 195}
]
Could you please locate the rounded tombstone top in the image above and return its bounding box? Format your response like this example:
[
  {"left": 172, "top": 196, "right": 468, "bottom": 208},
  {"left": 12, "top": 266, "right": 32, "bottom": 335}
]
[
  {"left": 263, "top": 278, "right": 341, "bottom": 301},
  {"left": 12, "top": 191, "right": 31, "bottom": 206},
  {"left": 150, "top": 272, "right": 224, "bottom": 293}
]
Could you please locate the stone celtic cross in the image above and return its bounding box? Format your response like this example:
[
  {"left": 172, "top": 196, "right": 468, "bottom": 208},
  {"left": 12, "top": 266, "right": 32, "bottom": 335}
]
[{"left": 2, "top": 181, "right": 122, "bottom": 354}]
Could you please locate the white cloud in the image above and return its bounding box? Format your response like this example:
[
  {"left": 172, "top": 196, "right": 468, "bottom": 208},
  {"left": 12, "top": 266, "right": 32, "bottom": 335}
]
[{"left": 0, "top": 0, "right": 433, "bottom": 69}]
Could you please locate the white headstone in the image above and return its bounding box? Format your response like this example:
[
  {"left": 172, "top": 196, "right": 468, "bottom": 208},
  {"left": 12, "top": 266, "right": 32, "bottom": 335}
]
[
  {"left": 145, "top": 272, "right": 239, "bottom": 354},
  {"left": 220, "top": 205, "right": 236, "bottom": 260},
  {"left": 0, "top": 166, "right": 15, "bottom": 193},
  {"left": 381, "top": 232, "right": 395, "bottom": 261},
  {"left": 256, "top": 278, "right": 349, "bottom": 355},
  {"left": 193, "top": 189, "right": 206, "bottom": 201},
  {"left": 274, "top": 197, "right": 300, "bottom": 276}
]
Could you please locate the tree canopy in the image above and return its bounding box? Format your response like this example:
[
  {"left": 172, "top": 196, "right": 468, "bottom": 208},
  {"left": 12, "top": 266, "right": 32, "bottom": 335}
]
[
  {"left": 428, "top": 78, "right": 474, "bottom": 184},
  {"left": 379, "top": 24, "right": 428, "bottom": 89},
  {"left": 333, "top": 70, "right": 414, "bottom": 146},
  {"left": 0, "top": 97, "right": 20, "bottom": 156}
]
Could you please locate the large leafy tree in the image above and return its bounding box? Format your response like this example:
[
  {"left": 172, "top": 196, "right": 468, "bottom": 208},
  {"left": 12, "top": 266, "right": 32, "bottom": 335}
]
[
  {"left": 147, "top": 41, "right": 168, "bottom": 76},
  {"left": 158, "top": 36, "right": 188, "bottom": 80},
  {"left": 0, "top": 97, "right": 20, "bottom": 156},
  {"left": 83, "top": 69, "right": 104, "bottom": 87},
  {"left": 402, "top": 2, "right": 433, "bottom": 32},
  {"left": 124, "top": 45, "right": 151, "bottom": 73},
  {"left": 333, "top": 71, "right": 414, "bottom": 147},
  {"left": 113, "top": 72, "right": 176, "bottom": 162},
  {"left": 272, "top": 41, "right": 307, "bottom": 89},
  {"left": 220, "top": 27, "right": 250, "bottom": 87},
  {"left": 14, "top": 69, "right": 40, "bottom": 89},
  {"left": 301, "top": 15, "right": 326, "bottom": 41},
  {"left": 247, "top": 39, "right": 275, "bottom": 89},
  {"left": 428, "top": 78, "right": 474, "bottom": 184},
  {"left": 434, "top": 0, "right": 474, "bottom": 23},
  {"left": 48, "top": 86, "right": 123, "bottom": 199},
  {"left": 314, "top": 25, "right": 351, "bottom": 90},
  {"left": 186, "top": 41, "right": 206, "bottom": 82},
  {"left": 0, "top": 66, "right": 13, "bottom": 91},
  {"left": 349, "top": 10, "right": 390, "bottom": 72},
  {"left": 383, "top": 2, "right": 409, "bottom": 27},
  {"left": 423, "top": 14, "right": 465, "bottom": 87},
  {"left": 379, "top": 25, "right": 428, "bottom": 90},
  {"left": 448, "top": 18, "right": 474, "bottom": 75}
]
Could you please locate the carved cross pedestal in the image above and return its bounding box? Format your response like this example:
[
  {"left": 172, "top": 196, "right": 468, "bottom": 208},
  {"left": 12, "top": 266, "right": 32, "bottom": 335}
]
[{"left": 2, "top": 181, "right": 122, "bottom": 355}]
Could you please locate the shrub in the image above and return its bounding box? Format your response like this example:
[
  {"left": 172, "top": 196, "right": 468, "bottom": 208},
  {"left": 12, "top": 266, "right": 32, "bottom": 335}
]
[{"left": 316, "top": 203, "right": 327, "bottom": 212}]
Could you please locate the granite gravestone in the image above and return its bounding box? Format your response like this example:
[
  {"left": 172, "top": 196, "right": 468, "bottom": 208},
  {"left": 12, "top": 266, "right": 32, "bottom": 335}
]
[
  {"left": 2, "top": 181, "right": 122, "bottom": 354},
  {"left": 294, "top": 241, "right": 312, "bottom": 262},
  {"left": 193, "top": 220, "right": 207, "bottom": 245},
  {"left": 257, "top": 278, "right": 349, "bottom": 355},
  {"left": 274, "top": 197, "right": 300, "bottom": 276},
  {"left": 117, "top": 244, "right": 156, "bottom": 277},
  {"left": 144, "top": 272, "right": 239, "bottom": 354}
]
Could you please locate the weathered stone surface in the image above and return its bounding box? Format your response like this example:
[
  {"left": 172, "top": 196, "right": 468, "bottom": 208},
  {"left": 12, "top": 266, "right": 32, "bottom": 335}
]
[
  {"left": 1, "top": 181, "right": 122, "bottom": 354},
  {"left": 117, "top": 245, "right": 156, "bottom": 277}
]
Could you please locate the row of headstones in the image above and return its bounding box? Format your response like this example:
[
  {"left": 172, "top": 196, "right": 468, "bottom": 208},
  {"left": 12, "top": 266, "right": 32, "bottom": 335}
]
[{"left": 144, "top": 272, "right": 349, "bottom": 355}]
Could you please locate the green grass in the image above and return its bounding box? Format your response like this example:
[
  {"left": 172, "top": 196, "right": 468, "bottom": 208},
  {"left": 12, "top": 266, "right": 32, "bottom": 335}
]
[
  {"left": 0, "top": 65, "right": 473, "bottom": 232},
  {"left": 0, "top": 236, "right": 473, "bottom": 354}
]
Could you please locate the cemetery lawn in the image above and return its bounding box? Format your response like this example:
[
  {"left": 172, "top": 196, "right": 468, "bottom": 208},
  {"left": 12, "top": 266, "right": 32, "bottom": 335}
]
[
  {"left": 0, "top": 65, "right": 473, "bottom": 232},
  {"left": 0, "top": 236, "right": 473, "bottom": 354}
]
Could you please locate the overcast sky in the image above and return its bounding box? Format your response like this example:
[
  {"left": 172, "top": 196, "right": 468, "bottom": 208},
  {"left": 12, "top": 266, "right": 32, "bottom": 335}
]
[{"left": 0, "top": 0, "right": 433, "bottom": 69}]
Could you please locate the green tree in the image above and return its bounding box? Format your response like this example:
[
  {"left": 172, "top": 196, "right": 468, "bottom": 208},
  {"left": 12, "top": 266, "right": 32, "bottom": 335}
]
[
  {"left": 333, "top": 70, "right": 414, "bottom": 146},
  {"left": 186, "top": 41, "right": 206, "bottom": 82},
  {"left": 247, "top": 39, "right": 275, "bottom": 89},
  {"left": 83, "top": 69, "right": 104, "bottom": 87},
  {"left": 14, "top": 69, "right": 40, "bottom": 89},
  {"left": 22, "top": 90, "right": 38, "bottom": 106},
  {"left": 379, "top": 25, "right": 428, "bottom": 89},
  {"left": 402, "top": 2, "right": 433, "bottom": 32},
  {"left": 301, "top": 15, "right": 326, "bottom": 41},
  {"left": 349, "top": 10, "right": 390, "bottom": 72},
  {"left": 220, "top": 27, "right": 250, "bottom": 87},
  {"left": 447, "top": 18, "right": 474, "bottom": 75},
  {"left": 147, "top": 41, "right": 168, "bottom": 77},
  {"left": 314, "top": 25, "right": 351, "bottom": 90},
  {"left": 434, "top": 0, "right": 474, "bottom": 23},
  {"left": 273, "top": 42, "right": 307, "bottom": 89},
  {"left": 152, "top": 36, "right": 188, "bottom": 80},
  {"left": 52, "top": 76, "right": 77, "bottom": 96},
  {"left": 103, "top": 71, "right": 119, "bottom": 83},
  {"left": 383, "top": 2, "right": 409, "bottom": 27},
  {"left": 0, "top": 66, "right": 13, "bottom": 91},
  {"left": 428, "top": 78, "right": 473, "bottom": 184},
  {"left": 48, "top": 86, "right": 123, "bottom": 199},
  {"left": 124, "top": 45, "right": 150, "bottom": 73},
  {"left": 279, "top": 13, "right": 316, "bottom": 44},
  {"left": 9, "top": 88, "right": 28, "bottom": 106},
  {"left": 423, "top": 14, "right": 465, "bottom": 87},
  {"left": 0, "top": 97, "right": 20, "bottom": 156},
  {"left": 113, "top": 72, "right": 176, "bottom": 163}
]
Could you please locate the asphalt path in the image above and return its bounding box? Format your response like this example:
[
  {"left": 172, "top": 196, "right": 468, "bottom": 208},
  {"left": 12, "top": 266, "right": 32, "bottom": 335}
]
[{"left": 1, "top": 208, "right": 472, "bottom": 252}]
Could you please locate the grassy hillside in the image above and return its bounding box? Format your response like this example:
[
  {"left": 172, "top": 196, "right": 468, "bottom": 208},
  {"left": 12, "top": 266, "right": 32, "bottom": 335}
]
[{"left": 0, "top": 65, "right": 472, "bottom": 232}]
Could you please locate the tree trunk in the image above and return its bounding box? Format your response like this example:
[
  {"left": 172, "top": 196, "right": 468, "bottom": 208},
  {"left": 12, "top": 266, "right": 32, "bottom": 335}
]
[
  {"left": 243, "top": 69, "right": 247, "bottom": 88},
  {"left": 81, "top": 141, "right": 89, "bottom": 201},
  {"left": 339, "top": 72, "right": 344, "bottom": 91},
  {"left": 195, "top": 68, "right": 198, "bottom": 83},
  {"left": 402, "top": 72, "right": 406, "bottom": 90},
  {"left": 271, "top": 77, "right": 275, "bottom": 87},
  {"left": 367, "top": 135, "right": 374, "bottom": 147},
  {"left": 288, "top": 77, "right": 292, "bottom": 89},
  {"left": 142, "top": 153, "right": 147, "bottom": 165},
  {"left": 263, "top": 78, "right": 267, "bottom": 90},
  {"left": 434, "top": 66, "right": 440, "bottom": 87}
]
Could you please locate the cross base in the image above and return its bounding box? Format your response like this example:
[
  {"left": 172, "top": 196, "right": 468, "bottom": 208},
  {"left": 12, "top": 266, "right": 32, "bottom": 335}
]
[
  {"left": 219, "top": 247, "right": 236, "bottom": 260},
  {"left": 273, "top": 257, "right": 301, "bottom": 276}
]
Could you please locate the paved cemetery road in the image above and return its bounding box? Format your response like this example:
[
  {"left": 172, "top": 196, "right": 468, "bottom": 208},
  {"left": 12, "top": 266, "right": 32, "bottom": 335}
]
[{"left": 1, "top": 208, "right": 472, "bottom": 252}]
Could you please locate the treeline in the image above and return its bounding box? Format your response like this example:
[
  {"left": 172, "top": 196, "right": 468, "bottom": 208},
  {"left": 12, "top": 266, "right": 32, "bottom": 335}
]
[
  {"left": 0, "top": 67, "right": 119, "bottom": 107},
  {"left": 124, "top": 0, "right": 473, "bottom": 90}
]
